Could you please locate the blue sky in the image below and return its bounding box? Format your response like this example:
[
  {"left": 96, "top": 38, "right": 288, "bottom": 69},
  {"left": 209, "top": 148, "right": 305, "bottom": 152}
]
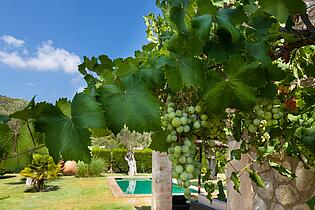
[{"left": 0, "top": 0, "right": 160, "bottom": 102}]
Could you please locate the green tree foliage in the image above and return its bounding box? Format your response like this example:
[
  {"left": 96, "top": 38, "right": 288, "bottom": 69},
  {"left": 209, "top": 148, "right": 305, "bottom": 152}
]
[{"left": 116, "top": 125, "right": 151, "bottom": 151}]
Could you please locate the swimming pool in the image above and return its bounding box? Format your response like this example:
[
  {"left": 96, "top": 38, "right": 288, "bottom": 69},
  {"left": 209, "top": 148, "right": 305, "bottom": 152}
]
[{"left": 115, "top": 178, "right": 198, "bottom": 195}]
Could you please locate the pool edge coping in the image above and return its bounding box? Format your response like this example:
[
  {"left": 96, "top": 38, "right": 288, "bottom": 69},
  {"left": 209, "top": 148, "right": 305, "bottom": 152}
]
[{"left": 108, "top": 176, "right": 152, "bottom": 198}]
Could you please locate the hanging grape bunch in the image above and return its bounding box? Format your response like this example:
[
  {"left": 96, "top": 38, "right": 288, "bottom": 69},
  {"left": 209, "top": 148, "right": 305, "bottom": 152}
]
[
  {"left": 161, "top": 96, "right": 227, "bottom": 199},
  {"left": 245, "top": 99, "right": 285, "bottom": 143}
]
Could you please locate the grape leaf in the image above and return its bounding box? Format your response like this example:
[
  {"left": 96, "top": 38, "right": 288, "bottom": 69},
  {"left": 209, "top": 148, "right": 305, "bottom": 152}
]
[
  {"left": 232, "top": 113, "right": 242, "bottom": 142},
  {"left": 248, "top": 169, "right": 265, "bottom": 188},
  {"left": 231, "top": 149, "right": 242, "bottom": 160},
  {"left": 56, "top": 98, "right": 71, "bottom": 118},
  {"left": 34, "top": 93, "right": 105, "bottom": 162},
  {"left": 217, "top": 7, "right": 247, "bottom": 42},
  {"left": 207, "top": 39, "right": 244, "bottom": 62},
  {"left": 307, "top": 196, "right": 315, "bottom": 210},
  {"left": 247, "top": 40, "right": 272, "bottom": 64},
  {"left": 202, "top": 169, "right": 212, "bottom": 182},
  {"left": 178, "top": 56, "right": 205, "bottom": 88},
  {"left": 157, "top": 55, "right": 205, "bottom": 90},
  {"left": 301, "top": 127, "right": 315, "bottom": 154},
  {"left": 247, "top": 10, "right": 277, "bottom": 39},
  {"left": 259, "top": 83, "right": 277, "bottom": 99},
  {"left": 0, "top": 123, "right": 13, "bottom": 153},
  {"left": 115, "top": 59, "right": 138, "bottom": 77},
  {"left": 191, "top": 14, "right": 212, "bottom": 41},
  {"left": 217, "top": 180, "right": 226, "bottom": 201},
  {"left": 244, "top": 0, "right": 258, "bottom": 15},
  {"left": 165, "top": 65, "right": 184, "bottom": 92},
  {"left": 2, "top": 123, "right": 35, "bottom": 172},
  {"left": 137, "top": 66, "right": 165, "bottom": 90},
  {"left": 258, "top": 0, "right": 306, "bottom": 23},
  {"left": 99, "top": 54, "right": 114, "bottom": 68},
  {"left": 204, "top": 57, "right": 260, "bottom": 113},
  {"left": 100, "top": 75, "right": 161, "bottom": 134},
  {"left": 149, "top": 130, "right": 170, "bottom": 152},
  {"left": 197, "top": 0, "right": 217, "bottom": 15},
  {"left": 170, "top": 0, "right": 187, "bottom": 34},
  {"left": 157, "top": 56, "right": 184, "bottom": 91},
  {"left": 205, "top": 182, "right": 216, "bottom": 201},
  {"left": 10, "top": 96, "right": 36, "bottom": 120},
  {"left": 269, "top": 161, "right": 296, "bottom": 178},
  {"left": 231, "top": 172, "right": 241, "bottom": 193},
  {"left": 167, "top": 33, "right": 204, "bottom": 56}
]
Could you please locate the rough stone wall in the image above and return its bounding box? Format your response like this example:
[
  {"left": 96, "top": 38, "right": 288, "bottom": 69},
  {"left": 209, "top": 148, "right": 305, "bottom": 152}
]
[
  {"left": 294, "top": 0, "right": 315, "bottom": 30},
  {"left": 251, "top": 157, "right": 315, "bottom": 210}
]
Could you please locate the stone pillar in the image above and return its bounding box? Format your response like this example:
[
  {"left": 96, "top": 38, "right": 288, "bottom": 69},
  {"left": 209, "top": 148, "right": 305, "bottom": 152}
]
[
  {"left": 226, "top": 140, "right": 254, "bottom": 210},
  {"left": 151, "top": 151, "right": 172, "bottom": 210}
]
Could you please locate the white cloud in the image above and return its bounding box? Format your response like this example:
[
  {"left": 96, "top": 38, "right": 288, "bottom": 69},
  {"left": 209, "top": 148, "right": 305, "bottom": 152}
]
[
  {"left": 0, "top": 36, "right": 81, "bottom": 73},
  {"left": 0, "top": 35, "right": 25, "bottom": 47}
]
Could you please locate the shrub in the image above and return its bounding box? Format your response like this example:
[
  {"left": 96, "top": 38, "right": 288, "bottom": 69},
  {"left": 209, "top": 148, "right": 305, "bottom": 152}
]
[
  {"left": 89, "top": 158, "right": 105, "bottom": 176},
  {"left": 91, "top": 147, "right": 111, "bottom": 171},
  {"left": 77, "top": 161, "right": 89, "bottom": 177},
  {"left": 134, "top": 149, "right": 152, "bottom": 173},
  {"left": 111, "top": 148, "right": 128, "bottom": 173},
  {"left": 20, "top": 154, "right": 59, "bottom": 191},
  {"left": 77, "top": 158, "right": 105, "bottom": 177}
]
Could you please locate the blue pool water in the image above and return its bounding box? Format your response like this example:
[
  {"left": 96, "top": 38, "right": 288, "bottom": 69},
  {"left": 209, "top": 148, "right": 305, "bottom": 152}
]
[{"left": 115, "top": 178, "right": 198, "bottom": 195}]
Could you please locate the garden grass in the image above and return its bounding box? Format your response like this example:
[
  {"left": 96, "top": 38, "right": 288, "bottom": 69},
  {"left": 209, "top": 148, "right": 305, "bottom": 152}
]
[{"left": 0, "top": 174, "right": 151, "bottom": 210}]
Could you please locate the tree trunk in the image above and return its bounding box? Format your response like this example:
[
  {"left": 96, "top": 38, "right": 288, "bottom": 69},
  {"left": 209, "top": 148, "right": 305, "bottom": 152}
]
[
  {"left": 152, "top": 151, "right": 172, "bottom": 210},
  {"left": 125, "top": 151, "right": 137, "bottom": 176},
  {"left": 25, "top": 178, "right": 34, "bottom": 188}
]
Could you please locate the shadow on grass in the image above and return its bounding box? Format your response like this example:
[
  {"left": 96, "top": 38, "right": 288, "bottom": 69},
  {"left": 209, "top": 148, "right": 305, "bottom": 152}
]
[
  {"left": 0, "top": 175, "right": 17, "bottom": 179},
  {"left": 135, "top": 206, "right": 150, "bottom": 210},
  {"left": 24, "top": 185, "right": 60, "bottom": 193},
  {"left": 0, "top": 196, "right": 10, "bottom": 200},
  {"left": 5, "top": 181, "right": 25, "bottom": 185}
]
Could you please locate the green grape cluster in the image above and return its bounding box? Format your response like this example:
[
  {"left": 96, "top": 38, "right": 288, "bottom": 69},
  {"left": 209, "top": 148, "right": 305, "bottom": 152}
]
[
  {"left": 161, "top": 99, "right": 227, "bottom": 199},
  {"left": 168, "top": 137, "right": 201, "bottom": 199},
  {"left": 162, "top": 101, "right": 226, "bottom": 140},
  {"left": 245, "top": 99, "right": 284, "bottom": 142}
]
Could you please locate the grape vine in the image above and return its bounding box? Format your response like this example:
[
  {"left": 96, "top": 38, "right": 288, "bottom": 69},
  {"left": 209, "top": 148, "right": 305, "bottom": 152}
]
[{"left": 1, "top": 0, "right": 315, "bottom": 206}]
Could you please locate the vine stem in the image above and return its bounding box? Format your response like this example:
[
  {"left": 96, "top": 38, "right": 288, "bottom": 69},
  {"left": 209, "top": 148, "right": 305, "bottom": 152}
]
[
  {"left": 301, "top": 12, "right": 315, "bottom": 32},
  {"left": 26, "top": 120, "right": 36, "bottom": 146},
  {"left": 224, "top": 153, "right": 269, "bottom": 185},
  {"left": 3, "top": 145, "right": 45, "bottom": 160}
]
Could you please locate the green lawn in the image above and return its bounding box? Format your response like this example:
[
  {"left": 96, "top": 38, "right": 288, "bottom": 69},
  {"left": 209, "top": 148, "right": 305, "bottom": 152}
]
[{"left": 0, "top": 174, "right": 150, "bottom": 210}]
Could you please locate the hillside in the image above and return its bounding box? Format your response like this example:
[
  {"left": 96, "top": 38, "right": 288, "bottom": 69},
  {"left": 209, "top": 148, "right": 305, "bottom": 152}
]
[{"left": 0, "top": 95, "right": 28, "bottom": 115}]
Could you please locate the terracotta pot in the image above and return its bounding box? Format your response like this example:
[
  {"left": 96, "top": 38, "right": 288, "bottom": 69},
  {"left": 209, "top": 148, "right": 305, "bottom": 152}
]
[{"left": 62, "top": 161, "right": 78, "bottom": 176}]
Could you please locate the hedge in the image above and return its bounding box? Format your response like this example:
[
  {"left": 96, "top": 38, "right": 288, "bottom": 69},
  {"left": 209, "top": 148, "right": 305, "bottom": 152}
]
[
  {"left": 111, "top": 148, "right": 129, "bottom": 173},
  {"left": 91, "top": 147, "right": 152, "bottom": 173},
  {"left": 91, "top": 147, "right": 111, "bottom": 171},
  {"left": 134, "top": 149, "right": 152, "bottom": 173}
]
